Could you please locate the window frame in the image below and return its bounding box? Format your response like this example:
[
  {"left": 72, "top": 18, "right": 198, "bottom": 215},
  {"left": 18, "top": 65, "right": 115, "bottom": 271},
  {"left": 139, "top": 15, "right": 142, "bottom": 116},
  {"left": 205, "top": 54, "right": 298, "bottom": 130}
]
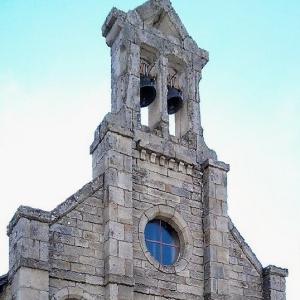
[
  {"left": 139, "top": 205, "right": 193, "bottom": 273},
  {"left": 145, "top": 219, "right": 180, "bottom": 265}
]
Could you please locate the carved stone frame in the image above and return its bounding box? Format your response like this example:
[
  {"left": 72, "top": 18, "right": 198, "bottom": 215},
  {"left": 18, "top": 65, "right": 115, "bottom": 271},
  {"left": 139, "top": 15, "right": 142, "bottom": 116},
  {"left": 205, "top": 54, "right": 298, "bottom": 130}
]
[{"left": 139, "top": 205, "right": 193, "bottom": 273}]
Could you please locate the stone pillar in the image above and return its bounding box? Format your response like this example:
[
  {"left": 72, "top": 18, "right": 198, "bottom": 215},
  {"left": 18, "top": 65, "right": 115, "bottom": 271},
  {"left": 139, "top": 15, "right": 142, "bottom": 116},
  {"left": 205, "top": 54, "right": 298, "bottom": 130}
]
[
  {"left": 8, "top": 217, "right": 49, "bottom": 299},
  {"left": 202, "top": 159, "right": 230, "bottom": 300},
  {"left": 263, "top": 265, "right": 288, "bottom": 300},
  {"left": 93, "top": 130, "right": 134, "bottom": 299},
  {"left": 175, "top": 67, "right": 201, "bottom": 141},
  {"left": 148, "top": 55, "right": 169, "bottom": 137}
]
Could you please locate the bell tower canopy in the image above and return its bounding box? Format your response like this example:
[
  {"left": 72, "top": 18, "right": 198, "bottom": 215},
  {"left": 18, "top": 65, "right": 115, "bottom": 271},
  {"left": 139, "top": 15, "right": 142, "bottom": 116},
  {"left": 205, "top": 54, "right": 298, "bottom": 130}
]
[
  {"left": 93, "top": 0, "right": 217, "bottom": 172},
  {"left": 135, "top": 0, "right": 187, "bottom": 41},
  {"left": 102, "top": 0, "right": 208, "bottom": 65}
]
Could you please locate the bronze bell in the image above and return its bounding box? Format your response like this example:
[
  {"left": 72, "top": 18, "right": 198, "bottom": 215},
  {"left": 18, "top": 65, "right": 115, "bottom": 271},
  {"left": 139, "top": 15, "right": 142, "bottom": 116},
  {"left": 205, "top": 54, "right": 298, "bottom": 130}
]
[
  {"left": 140, "top": 75, "right": 156, "bottom": 108},
  {"left": 167, "top": 86, "right": 183, "bottom": 114}
]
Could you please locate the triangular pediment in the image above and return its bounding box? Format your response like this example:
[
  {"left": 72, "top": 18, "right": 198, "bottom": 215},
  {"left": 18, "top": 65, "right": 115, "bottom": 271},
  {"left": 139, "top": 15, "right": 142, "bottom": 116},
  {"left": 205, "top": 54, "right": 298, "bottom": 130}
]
[{"left": 135, "top": 0, "right": 189, "bottom": 40}]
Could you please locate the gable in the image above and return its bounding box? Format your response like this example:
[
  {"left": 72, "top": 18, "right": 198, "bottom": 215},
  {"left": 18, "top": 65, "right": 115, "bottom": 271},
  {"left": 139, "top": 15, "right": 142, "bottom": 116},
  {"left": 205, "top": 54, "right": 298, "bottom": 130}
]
[
  {"left": 152, "top": 11, "right": 181, "bottom": 39},
  {"left": 135, "top": 0, "right": 189, "bottom": 40}
]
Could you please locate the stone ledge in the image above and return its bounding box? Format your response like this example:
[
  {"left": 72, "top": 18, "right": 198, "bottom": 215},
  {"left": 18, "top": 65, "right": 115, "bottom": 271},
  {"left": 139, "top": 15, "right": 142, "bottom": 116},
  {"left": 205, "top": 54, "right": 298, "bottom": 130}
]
[
  {"left": 263, "top": 265, "right": 288, "bottom": 278},
  {"left": 7, "top": 207, "right": 52, "bottom": 236},
  {"left": 104, "top": 274, "right": 135, "bottom": 287},
  {"left": 201, "top": 159, "right": 230, "bottom": 172},
  {"left": 90, "top": 113, "right": 133, "bottom": 155},
  {"left": 102, "top": 7, "right": 126, "bottom": 38},
  {"left": 8, "top": 259, "right": 49, "bottom": 281}
]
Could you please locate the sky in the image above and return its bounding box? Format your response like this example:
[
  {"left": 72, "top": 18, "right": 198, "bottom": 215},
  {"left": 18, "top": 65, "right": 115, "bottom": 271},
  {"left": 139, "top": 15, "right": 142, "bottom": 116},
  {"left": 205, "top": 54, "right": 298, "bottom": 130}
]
[{"left": 0, "top": 0, "right": 299, "bottom": 298}]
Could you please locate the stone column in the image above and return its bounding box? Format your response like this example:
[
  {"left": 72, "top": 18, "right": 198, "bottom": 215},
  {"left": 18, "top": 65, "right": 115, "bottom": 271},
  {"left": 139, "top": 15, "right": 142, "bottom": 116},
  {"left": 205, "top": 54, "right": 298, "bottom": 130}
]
[
  {"left": 93, "top": 130, "right": 134, "bottom": 300},
  {"left": 175, "top": 67, "right": 201, "bottom": 141},
  {"left": 263, "top": 265, "right": 288, "bottom": 300},
  {"left": 202, "top": 159, "right": 230, "bottom": 300},
  {"left": 148, "top": 55, "right": 169, "bottom": 137},
  {"left": 8, "top": 217, "right": 49, "bottom": 299}
]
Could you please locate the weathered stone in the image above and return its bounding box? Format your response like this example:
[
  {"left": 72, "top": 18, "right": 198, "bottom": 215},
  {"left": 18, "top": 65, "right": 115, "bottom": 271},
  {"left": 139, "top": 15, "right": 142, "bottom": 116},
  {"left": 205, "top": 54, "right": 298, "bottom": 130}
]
[{"left": 0, "top": 2, "right": 287, "bottom": 300}]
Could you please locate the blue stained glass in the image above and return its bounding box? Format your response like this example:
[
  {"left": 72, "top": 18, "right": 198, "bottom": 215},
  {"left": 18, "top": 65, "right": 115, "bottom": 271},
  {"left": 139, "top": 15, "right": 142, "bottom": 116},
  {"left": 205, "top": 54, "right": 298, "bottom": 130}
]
[
  {"left": 161, "top": 221, "right": 179, "bottom": 246},
  {"left": 162, "top": 245, "right": 179, "bottom": 266},
  {"left": 145, "top": 220, "right": 161, "bottom": 241},
  {"left": 144, "top": 219, "right": 180, "bottom": 266},
  {"left": 146, "top": 240, "right": 161, "bottom": 262}
]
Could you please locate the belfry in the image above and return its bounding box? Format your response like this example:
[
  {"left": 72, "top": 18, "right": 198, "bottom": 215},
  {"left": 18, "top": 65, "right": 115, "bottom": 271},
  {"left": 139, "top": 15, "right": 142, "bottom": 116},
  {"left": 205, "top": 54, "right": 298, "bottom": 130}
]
[{"left": 0, "top": 1, "right": 288, "bottom": 299}]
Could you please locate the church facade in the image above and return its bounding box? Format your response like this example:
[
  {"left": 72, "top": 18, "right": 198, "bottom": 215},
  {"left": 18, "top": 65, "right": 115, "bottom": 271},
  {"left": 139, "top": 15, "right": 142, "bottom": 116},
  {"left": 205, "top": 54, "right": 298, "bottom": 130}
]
[{"left": 0, "top": 1, "right": 288, "bottom": 299}]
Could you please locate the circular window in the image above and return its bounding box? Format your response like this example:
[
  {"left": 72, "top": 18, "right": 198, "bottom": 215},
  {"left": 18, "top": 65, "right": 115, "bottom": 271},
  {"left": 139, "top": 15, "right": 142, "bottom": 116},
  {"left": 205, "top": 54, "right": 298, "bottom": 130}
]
[{"left": 144, "top": 219, "right": 180, "bottom": 265}]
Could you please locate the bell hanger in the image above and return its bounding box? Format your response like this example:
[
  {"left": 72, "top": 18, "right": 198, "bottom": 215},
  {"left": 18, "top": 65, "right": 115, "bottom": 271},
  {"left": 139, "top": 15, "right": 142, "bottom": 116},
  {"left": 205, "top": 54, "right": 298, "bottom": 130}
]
[
  {"left": 140, "top": 61, "right": 157, "bottom": 108},
  {"left": 167, "top": 73, "right": 183, "bottom": 115}
]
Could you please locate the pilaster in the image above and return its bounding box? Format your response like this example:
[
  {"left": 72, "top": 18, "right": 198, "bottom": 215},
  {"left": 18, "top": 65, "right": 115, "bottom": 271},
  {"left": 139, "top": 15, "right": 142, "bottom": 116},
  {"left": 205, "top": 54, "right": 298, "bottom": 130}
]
[
  {"left": 8, "top": 218, "right": 49, "bottom": 299},
  {"left": 92, "top": 129, "right": 134, "bottom": 299},
  {"left": 263, "top": 265, "right": 288, "bottom": 300},
  {"left": 202, "top": 159, "right": 230, "bottom": 300}
]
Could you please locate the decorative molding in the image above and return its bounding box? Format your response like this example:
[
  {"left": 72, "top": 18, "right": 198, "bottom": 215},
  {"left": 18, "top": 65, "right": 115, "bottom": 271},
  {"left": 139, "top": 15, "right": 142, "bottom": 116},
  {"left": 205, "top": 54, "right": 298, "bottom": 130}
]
[
  {"left": 150, "top": 152, "right": 157, "bottom": 163},
  {"left": 138, "top": 148, "right": 195, "bottom": 176}
]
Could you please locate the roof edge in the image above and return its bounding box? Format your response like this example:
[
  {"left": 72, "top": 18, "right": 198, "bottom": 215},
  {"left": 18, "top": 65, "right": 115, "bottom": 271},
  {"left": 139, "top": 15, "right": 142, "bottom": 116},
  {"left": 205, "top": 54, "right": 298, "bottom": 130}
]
[
  {"left": 102, "top": 7, "right": 126, "bottom": 38},
  {"left": 229, "top": 218, "right": 263, "bottom": 274},
  {"left": 263, "top": 265, "right": 288, "bottom": 278},
  {"left": 7, "top": 175, "right": 104, "bottom": 235}
]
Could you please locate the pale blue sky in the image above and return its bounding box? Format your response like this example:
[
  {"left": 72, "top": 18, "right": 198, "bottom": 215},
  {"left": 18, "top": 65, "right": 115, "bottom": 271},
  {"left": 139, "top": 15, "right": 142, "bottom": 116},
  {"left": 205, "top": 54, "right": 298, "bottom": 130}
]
[{"left": 0, "top": 1, "right": 299, "bottom": 298}]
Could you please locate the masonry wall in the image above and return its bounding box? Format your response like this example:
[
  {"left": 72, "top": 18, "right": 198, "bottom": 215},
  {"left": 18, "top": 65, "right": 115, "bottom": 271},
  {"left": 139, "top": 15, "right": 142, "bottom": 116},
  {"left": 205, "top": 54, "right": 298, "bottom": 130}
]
[
  {"left": 132, "top": 146, "right": 204, "bottom": 299},
  {"left": 0, "top": 0, "right": 288, "bottom": 298},
  {"left": 229, "top": 233, "right": 263, "bottom": 299},
  {"left": 1, "top": 131, "right": 287, "bottom": 300},
  {"left": 49, "top": 183, "right": 105, "bottom": 299}
]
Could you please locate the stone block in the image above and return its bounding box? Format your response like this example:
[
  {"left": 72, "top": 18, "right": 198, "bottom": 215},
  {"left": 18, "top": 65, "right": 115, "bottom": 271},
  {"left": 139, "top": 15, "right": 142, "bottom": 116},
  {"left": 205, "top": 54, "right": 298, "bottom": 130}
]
[
  {"left": 216, "top": 247, "right": 229, "bottom": 264},
  {"left": 21, "top": 238, "right": 40, "bottom": 260},
  {"left": 106, "top": 221, "right": 124, "bottom": 241},
  {"left": 118, "top": 284, "right": 133, "bottom": 300},
  {"left": 215, "top": 184, "right": 227, "bottom": 201},
  {"left": 215, "top": 216, "right": 228, "bottom": 232},
  {"left": 108, "top": 186, "right": 125, "bottom": 206},
  {"left": 119, "top": 241, "right": 133, "bottom": 259},
  {"left": 40, "top": 242, "right": 49, "bottom": 262},
  {"left": 75, "top": 237, "right": 89, "bottom": 248},
  {"left": 30, "top": 221, "right": 49, "bottom": 242},
  {"left": 16, "top": 288, "right": 40, "bottom": 300},
  {"left": 118, "top": 206, "right": 133, "bottom": 224},
  {"left": 217, "top": 279, "right": 229, "bottom": 295},
  {"left": 15, "top": 268, "right": 49, "bottom": 291},
  {"left": 205, "top": 229, "right": 223, "bottom": 247},
  {"left": 106, "top": 256, "right": 126, "bottom": 276}
]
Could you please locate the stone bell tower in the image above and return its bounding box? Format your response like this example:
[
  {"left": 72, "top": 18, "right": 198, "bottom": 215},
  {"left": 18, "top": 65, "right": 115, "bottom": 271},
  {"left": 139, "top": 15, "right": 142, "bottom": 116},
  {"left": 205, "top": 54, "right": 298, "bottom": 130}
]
[
  {"left": 91, "top": 0, "right": 217, "bottom": 170},
  {"left": 0, "top": 1, "right": 288, "bottom": 299},
  {"left": 88, "top": 0, "right": 287, "bottom": 299}
]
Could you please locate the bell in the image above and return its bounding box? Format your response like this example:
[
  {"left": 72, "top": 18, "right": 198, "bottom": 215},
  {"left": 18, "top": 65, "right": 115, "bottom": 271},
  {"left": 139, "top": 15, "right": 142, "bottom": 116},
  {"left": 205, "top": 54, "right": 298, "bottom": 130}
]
[
  {"left": 140, "top": 75, "right": 156, "bottom": 108},
  {"left": 167, "top": 86, "right": 183, "bottom": 114}
]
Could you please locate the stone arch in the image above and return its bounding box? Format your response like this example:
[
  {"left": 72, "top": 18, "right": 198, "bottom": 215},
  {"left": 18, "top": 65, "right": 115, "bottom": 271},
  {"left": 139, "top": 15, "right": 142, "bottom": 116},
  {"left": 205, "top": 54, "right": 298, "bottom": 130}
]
[{"left": 51, "top": 287, "right": 94, "bottom": 300}]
